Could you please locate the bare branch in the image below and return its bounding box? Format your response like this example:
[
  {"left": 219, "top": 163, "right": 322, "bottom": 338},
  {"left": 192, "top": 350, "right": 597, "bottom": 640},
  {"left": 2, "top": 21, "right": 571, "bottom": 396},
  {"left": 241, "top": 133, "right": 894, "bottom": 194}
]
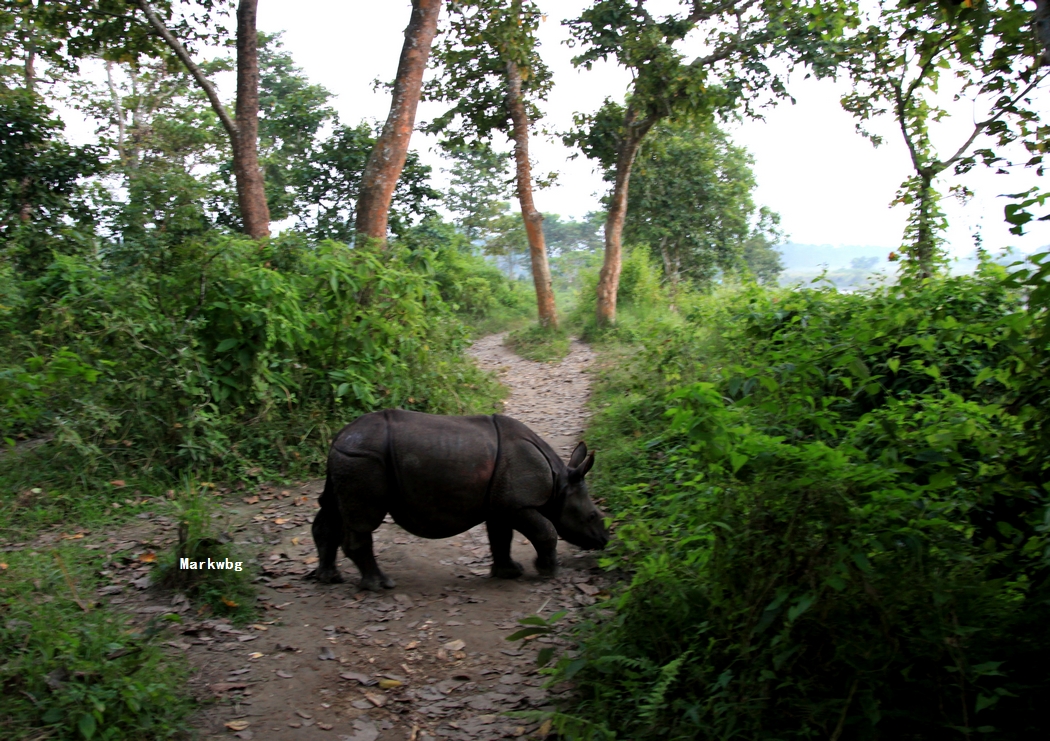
[{"left": 134, "top": 0, "right": 237, "bottom": 142}]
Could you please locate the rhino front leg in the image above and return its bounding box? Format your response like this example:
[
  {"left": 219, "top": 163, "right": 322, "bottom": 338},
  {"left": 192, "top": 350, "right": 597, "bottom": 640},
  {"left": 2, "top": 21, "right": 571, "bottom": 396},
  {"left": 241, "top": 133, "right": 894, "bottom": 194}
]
[
  {"left": 487, "top": 519, "right": 524, "bottom": 579},
  {"left": 508, "top": 509, "right": 560, "bottom": 577},
  {"left": 343, "top": 530, "right": 396, "bottom": 592}
]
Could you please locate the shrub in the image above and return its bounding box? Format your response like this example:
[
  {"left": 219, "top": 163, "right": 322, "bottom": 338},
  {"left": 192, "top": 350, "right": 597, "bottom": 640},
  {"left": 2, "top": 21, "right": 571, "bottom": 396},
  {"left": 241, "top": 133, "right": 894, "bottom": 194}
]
[
  {"left": 505, "top": 323, "right": 571, "bottom": 362},
  {"left": 558, "top": 259, "right": 1050, "bottom": 739}
]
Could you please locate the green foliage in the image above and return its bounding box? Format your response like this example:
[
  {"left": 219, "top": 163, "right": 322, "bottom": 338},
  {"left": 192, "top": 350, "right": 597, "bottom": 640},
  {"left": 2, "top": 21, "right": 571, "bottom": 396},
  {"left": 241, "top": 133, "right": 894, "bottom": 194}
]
[
  {"left": 440, "top": 141, "right": 512, "bottom": 242},
  {"left": 0, "top": 233, "right": 504, "bottom": 496},
  {"left": 839, "top": 0, "right": 1042, "bottom": 274},
  {"left": 625, "top": 117, "right": 783, "bottom": 286},
  {"left": 0, "top": 547, "right": 193, "bottom": 740},
  {"left": 558, "top": 260, "right": 1050, "bottom": 739},
  {"left": 572, "top": 246, "right": 670, "bottom": 342},
  {"left": 505, "top": 322, "right": 570, "bottom": 363},
  {"left": 425, "top": 0, "right": 552, "bottom": 145},
  {"left": 0, "top": 87, "right": 101, "bottom": 276},
  {"left": 156, "top": 479, "right": 256, "bottom": 622}
]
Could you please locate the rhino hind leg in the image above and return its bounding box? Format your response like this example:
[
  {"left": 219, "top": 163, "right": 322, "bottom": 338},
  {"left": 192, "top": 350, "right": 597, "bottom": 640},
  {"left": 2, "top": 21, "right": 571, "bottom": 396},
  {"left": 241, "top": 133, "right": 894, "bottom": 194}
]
[
  {"left": 309, "top": 477, "right": 345, "bottom": 584},
  {"left": 486, "top": 520, "right": 524, "bottom": 579},
  {"left": 344, "top": 530, "right": 396, "bottom": 591}
]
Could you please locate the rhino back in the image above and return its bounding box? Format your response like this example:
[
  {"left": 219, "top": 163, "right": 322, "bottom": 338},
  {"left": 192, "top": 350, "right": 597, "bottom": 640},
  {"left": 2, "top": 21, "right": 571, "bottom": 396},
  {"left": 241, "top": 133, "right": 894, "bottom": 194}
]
[{"left": 384, "top": 410, "right": 498, "bottom": 536}]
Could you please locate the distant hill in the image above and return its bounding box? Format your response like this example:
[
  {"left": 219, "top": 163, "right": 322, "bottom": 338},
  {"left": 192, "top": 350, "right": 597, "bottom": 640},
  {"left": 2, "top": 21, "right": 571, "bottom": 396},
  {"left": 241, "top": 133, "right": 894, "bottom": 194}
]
[{"left": 776, "top": 243, "right": 891, "bottom": 271}]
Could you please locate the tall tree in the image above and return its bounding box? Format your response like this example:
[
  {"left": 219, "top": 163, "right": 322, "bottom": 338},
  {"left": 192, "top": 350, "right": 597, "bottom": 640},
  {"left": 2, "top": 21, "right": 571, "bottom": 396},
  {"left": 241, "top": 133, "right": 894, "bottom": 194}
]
[
  {"left": 625, "top": 117, "right": 779, "bottom": 287},
  {"left": 566, "top": 0, "right": 848, "bottom": 325},
  {"left": 840, "top": 0, "right": 1045, "bottom": 277},
  {"left": 441, "top": 141, "right": 512, "bottom": 244},
  {"left": 134, "top": 0, "right": 270, "bottom": 238},
  {"left": 427, "top": 0, "right": 558, "bottom": 327},
  {"left": 355, "top": 0, "right": 442, "bottom": 245}
]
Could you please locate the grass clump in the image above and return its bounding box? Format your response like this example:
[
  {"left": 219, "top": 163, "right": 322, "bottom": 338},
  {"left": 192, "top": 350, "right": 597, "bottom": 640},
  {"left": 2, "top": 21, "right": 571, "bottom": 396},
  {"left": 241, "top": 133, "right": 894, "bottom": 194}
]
[
  {"left": 550, "top": 260, "right": 1050, "bottom": 740},
  {"left": 505, "top": 323, "right": 571, "bottom": 363},
  {"left": 156, "top": 480, "right": 256, "bottom": 623},
  {"left": 0, "top": 547, "right": 192, "bottom": 740}
]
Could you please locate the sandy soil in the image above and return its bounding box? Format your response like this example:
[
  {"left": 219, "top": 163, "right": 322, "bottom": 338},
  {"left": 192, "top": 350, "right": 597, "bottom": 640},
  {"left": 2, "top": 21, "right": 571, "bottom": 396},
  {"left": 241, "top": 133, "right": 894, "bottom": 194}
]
[{"left": 60, "top": 333, "right": 608, "bottom": 741}]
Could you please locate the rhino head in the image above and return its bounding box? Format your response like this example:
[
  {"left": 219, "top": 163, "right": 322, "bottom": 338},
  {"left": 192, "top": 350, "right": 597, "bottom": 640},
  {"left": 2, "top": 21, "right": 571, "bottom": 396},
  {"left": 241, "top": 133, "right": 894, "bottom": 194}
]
[{"left": 548, "top": 442, "right": 609, "bottom": 550}]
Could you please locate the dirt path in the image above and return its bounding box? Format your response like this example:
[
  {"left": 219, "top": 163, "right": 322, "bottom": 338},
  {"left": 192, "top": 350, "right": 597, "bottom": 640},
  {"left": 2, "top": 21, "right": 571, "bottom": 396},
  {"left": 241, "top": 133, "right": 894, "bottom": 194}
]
[{"left": 80, "top": 334, "right": 602, "bottom": 741}]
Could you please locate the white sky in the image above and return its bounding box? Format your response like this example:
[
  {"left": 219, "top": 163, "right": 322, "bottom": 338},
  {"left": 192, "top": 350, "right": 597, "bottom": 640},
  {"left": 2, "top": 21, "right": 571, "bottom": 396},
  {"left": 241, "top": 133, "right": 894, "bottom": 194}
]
[{"left": 60, "top": 1, "right": 1050, "bottom": 256}]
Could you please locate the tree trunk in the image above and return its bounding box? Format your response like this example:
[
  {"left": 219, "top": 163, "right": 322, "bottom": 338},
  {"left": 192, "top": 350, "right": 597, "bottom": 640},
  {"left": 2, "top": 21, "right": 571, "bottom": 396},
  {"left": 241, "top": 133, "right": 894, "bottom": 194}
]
[
  {"left": 233, "top": 0, "right": 270, "bottom": 239},
  {"left": 596, "top": 105, "right": 655, "bottom": 326},
  {"left": 506, "top": 60, "right": 557, "bottom": 329},
  {"left": 355, "top": 0, "right": 442, "bottom": 245},
  {"left": 1037, "top": 0, "right": 1050, "bottom": 64},
  {"left": 913, "top": 172, "right": 935, "bottom": 279},
  {"left": 136, "top": 0, "right": 269, "bottom": 239}
]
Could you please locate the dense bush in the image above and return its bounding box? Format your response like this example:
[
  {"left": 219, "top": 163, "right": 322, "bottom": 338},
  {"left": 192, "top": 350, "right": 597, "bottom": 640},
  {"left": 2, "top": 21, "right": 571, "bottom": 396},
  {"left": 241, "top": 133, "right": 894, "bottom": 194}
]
[
  {"left": 558, "top": 258, "right": 1050, "bottom": 739},
  {"left": 0, "top": 229, "right": 508, "bottom": 498}
]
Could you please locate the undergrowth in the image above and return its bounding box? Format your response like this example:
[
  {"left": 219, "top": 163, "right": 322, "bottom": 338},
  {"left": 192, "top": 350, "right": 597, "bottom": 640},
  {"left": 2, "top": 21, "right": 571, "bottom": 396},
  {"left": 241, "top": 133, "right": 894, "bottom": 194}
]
[
  {"left": 549, "top": 256, "right": 1050, "bottom": 739},
  {"left": 0, "top": 546, "right": 193, "bottom": 740},
  {"left": 505, "top": 322, "right": 571, "bottom": 362}
]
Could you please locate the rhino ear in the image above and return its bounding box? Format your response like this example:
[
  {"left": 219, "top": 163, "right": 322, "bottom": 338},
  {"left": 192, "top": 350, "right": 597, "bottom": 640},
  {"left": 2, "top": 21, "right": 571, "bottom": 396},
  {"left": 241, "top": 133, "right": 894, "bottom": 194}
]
[
  {"left": 568, "top": 441, "right": 589, "bottom": 469},
  {"left": 569, "top": 452, "right": 595, "bottom": 482}
]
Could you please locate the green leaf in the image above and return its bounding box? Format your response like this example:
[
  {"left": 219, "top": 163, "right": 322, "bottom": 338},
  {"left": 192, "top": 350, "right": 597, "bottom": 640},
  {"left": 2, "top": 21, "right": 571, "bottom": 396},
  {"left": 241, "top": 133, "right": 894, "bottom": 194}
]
[
  {"left": 78, "top": 714, "right": 96, "bottom": 740},
  {"left": 852, "top": 552, "right": 872, "bottom": 573},
  {"left": 787, "top": 593, "right": 816, "bottom": 623},
  {"left": 564, "top": 658, "right": 587, "bottom": 680},
  {"left": 506, "top": 627, "right": 548, "bottom": 641},
  {"left": 517, "top": 616, "right": 549, "bottom": 627},
  {"left": 887, "top": 357, "right": 900, "bottom": 373},
  {"left": 537, "top": 646, "right": 556, "bottom": 667},
  {"left": 215, "top": 338, "right": 238, "bottom": 352},
  {"left": 975, "top": 694, "right": 999, "bottom": 712},
  {"left": 41, "top": 707, "right": 63, "bottom": 724},
  {"left": 729, "top": 452, "right": 749, "bottom": 473}
]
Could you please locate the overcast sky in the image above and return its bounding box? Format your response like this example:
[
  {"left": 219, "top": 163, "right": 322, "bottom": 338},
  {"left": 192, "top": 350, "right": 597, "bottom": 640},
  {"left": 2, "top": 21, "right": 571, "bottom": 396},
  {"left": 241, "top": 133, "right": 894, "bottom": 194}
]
[{"left": 74, "top": 1, "right": 1050, "bottom": 257}]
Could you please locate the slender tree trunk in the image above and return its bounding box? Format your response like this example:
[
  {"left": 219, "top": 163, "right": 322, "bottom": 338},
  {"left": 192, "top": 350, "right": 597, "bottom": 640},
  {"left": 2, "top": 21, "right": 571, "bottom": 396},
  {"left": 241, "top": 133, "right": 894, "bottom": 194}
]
[
  {"left": 233, "top": 0, "right": 270, "bottom": 238},
  {"left": 136, "top": 0, "right": 269, "bottom": 239},
  {"left": 1037, "top": 0, "right": 1050, "bottom": 64},
  {"left": 355, "top": 0, "right": 442, "bottom": 245},
  {"left": 19, "top": 33, "right": 35, "bottom": 223},
  {"left": 596, "top": 105, "right": 655, "bottom": 326},
  {"left": 914, "top": 172, "right": 935, "bottom": 279},
  {"left": 506, "top": 60, "right": 557, "bottom": 329}
]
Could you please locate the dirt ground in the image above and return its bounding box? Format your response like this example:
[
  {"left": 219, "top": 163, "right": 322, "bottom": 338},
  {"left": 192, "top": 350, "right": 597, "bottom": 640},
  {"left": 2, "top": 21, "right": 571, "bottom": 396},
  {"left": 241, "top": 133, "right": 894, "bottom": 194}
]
[{"left": 52, "top": 333, "right": 610, "bottom": 741}]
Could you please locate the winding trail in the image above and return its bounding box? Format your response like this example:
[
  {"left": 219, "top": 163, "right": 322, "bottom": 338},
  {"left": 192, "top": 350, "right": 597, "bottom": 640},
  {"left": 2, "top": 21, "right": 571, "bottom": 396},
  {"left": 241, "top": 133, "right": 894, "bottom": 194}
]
[{"left": 65, "top": 333, "right": 603, "bottom": 741}]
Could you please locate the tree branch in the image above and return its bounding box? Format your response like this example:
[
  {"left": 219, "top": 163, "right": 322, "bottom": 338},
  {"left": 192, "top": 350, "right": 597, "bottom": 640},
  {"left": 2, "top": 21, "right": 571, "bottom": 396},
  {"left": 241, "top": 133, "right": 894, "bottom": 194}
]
[{"left": 134, "top": 0, "right": 237, "bottom": 142}]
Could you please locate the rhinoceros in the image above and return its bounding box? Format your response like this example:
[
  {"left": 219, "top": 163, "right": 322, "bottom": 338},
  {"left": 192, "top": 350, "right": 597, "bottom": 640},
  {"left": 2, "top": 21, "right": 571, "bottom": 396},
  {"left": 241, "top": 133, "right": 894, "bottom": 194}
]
[{"left": 310, "top": 409, "right": 608, "bottom": 591}]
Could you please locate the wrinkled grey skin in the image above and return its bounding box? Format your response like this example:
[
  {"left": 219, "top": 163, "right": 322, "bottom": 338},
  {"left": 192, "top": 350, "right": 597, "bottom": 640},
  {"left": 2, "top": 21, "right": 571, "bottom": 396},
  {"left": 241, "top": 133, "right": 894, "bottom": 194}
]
[{"left": 310, "top": 409, "right": 608, "bottom": 591}]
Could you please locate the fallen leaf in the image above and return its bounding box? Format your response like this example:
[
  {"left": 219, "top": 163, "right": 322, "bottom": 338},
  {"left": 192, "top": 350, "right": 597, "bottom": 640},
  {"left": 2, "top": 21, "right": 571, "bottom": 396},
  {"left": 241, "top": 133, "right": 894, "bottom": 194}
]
[
  {"left": 364, "top": 691, "right": 386, "bottom": 707},
  {"left": 274, "top": 518, "right": 288, "bottom": 525},
  {"left": 224, "top": 720, "right": 250, "bottom": 731},
  {"left": 287, "top": 722, "right": 302, "bottom": 729},
  {"left": 539, "top": 719, "right": 553, "bottom": 738},
  {"left": 61, "top": 533, "right": 85, "bottom": 540},
  {"left": 291, "top": 537, "right": 301, "bottom": 546},
  {"left": 237, "top": 635, "right": 257, "bottom": 642},
  {"left": 404, "top": 641, "right": 419, "bottom": 650},
  {"left": 210, "top": 682, "right": 248, "bottom": 693},
  {"left": 318, "top": 647, "right": 336, "bottom": 661},
  {"left": 242, "top": 496, "right": 259, "bottom": 504},
  {"left": 304, "top": 556, "right": 318, "bottom": 565},
  {"left": 575, "top": 582, "right": 600, "bottom": 596},
  {"left": 276, "top": 670, "right": 293, "bottom": 678},
  {"left": 442, "top": 639, "right": 466, "bottom": 652},
  {"left": 138, "top": 552, "right": 157, "bottom": 563},
  {"left": 318, "top": 722, "right": 333, "bottom": 731},
  {"left": 222, "top": 597, "right": 239, "bottom": 608},
  {"left": 250, "top": 624, "right": 269, "bottom": 631},
  {"left": 248, "top": 652, "right": 264, "bottom": 659},
  {"left": 378, "top": 678, "right": 402, "bottom": 689},
  {"left": 295, "top": 710, "right": 313, "bottom": 719},
  {"left": 0, "top": 563, "right": 6, "bottom": 570},
  {"left": 110, "top": 480, "right": 126, "bottom": 487}
]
